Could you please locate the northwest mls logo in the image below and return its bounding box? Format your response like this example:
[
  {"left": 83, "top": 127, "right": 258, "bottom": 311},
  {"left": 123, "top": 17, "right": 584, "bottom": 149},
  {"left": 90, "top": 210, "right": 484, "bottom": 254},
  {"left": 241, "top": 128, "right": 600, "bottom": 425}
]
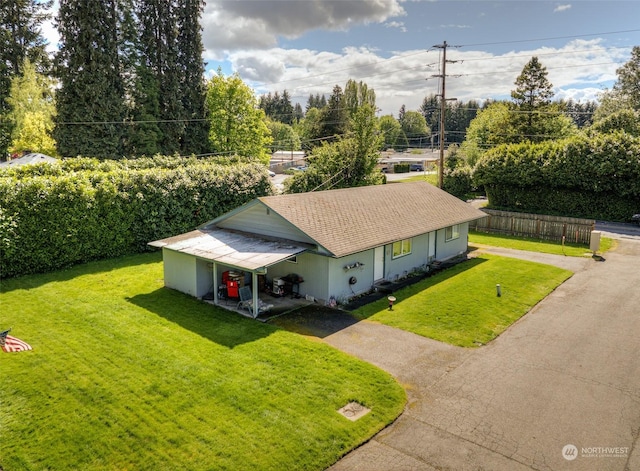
[
  {"left": 562, "top": 444, "right": 629, "bottom": 461},
  {"left": 562, "top": 444, "right": 578, "bottom": 461}
]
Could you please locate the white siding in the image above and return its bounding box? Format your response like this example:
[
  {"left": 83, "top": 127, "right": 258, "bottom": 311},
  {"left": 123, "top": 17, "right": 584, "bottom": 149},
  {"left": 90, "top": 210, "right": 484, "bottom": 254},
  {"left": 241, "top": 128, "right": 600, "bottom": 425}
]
[
  {"left": 328, "top": 249, "right": 376, "bottom": 303},
  {"left": 217, "top": 204, "right": 316, "bottom": 245},
  {"left": 163, "top": 249, "right": 197, "bottom": 296},
  {"left": 195, "top": 259, "right": 213, "bottom": 298},
  {"left": 385, "top": 232, "right": 431, "bottom": 281},
  {"left": 265, "top": 252, "right": 330, "bottom": 302},
  {"left": 435, "top": 223, "right": 470, "bottom": 261}
]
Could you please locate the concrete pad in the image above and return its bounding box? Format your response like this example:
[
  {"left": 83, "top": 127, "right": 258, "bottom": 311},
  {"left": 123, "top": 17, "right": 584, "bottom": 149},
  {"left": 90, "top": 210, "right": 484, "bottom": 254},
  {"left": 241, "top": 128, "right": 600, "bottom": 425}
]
[
  {"left": 330, "top": 439, "right": 438, "bottom": 471},
  {"left": 328, "top": 239, "right": 640, "bottom": 471}
]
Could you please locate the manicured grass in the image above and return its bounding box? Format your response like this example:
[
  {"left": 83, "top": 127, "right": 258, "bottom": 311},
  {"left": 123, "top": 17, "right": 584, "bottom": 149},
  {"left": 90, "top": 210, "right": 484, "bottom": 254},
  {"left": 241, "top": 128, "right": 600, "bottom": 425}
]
[
  {"left": 392, "top": 172, "right": 439, "bottom": 186},
  {"left": 469, "top": 230, "right": 614, "bottom": 256},
  {"left": 353, "top": 254, "right": 572, "bottom": 347},
  {"left": 0, "top": 253, "right": 405, "bottom": 471}
]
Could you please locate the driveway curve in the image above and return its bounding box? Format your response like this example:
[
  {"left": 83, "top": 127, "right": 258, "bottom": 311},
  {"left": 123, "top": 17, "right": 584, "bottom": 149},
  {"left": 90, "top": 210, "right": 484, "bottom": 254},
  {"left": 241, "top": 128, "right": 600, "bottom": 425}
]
[{"left": 327, "top": 239, "right": 640, "bottom": 471}]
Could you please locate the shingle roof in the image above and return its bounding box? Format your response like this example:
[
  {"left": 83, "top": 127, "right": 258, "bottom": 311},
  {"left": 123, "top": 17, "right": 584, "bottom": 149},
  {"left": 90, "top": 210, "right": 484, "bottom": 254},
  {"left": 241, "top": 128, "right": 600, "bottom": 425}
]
[{"left": 258, "top": 181, "right": 486, "bottom": 257}]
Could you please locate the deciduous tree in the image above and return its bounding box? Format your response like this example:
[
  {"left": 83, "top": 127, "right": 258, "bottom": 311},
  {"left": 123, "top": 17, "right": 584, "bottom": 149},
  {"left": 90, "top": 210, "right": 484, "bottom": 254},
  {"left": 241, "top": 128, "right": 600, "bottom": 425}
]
[
  {"left": 0, "top": 0, "right": 52, "bottom": 158},
  {"left": 6, "top": 59, "right": 57, "bottom": 156},
  {"left": 614, "top": 45, "right": 640, "bottom": 111},
  {"left": 378, "top": 115, "right": 407, "bottom": 151},
  {"left": 205, "top": 70, "right": 272, "bottom": 163},
  {"left": 285, "top": 104, "right": 383, "bottom": 193},
  {"left": 400, "top": 111, "right": 429, "bottom": 148}
]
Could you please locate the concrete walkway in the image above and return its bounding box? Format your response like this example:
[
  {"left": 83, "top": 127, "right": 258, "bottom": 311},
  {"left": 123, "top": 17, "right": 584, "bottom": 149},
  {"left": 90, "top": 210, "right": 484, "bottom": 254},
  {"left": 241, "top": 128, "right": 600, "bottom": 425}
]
[{"left": 326, "top": 238, "right": 640, "bottom": 471}]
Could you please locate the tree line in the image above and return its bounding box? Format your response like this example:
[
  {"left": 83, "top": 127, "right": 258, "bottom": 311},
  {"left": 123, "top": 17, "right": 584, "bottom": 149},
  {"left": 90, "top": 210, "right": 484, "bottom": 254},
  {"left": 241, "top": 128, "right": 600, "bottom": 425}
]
[
  {"left": 2, "top": 1, "right": 639, "bottom": 220},
  {"left": 444, "top": 51, "right": 640, "bottom": 222}
]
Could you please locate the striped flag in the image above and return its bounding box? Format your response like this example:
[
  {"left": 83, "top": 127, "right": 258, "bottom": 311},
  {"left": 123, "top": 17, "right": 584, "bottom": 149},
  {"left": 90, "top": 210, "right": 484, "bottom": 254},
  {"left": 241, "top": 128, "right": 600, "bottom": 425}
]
[{"left": 2, "top": 335, "right": 32, "bottom": 353}]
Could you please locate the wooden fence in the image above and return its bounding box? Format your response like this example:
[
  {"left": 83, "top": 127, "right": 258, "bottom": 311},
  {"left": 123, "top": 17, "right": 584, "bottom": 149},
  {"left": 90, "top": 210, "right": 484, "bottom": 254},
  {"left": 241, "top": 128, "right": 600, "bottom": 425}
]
[{"left": 470, "top": 209, "right": 596, "bottom": 244}]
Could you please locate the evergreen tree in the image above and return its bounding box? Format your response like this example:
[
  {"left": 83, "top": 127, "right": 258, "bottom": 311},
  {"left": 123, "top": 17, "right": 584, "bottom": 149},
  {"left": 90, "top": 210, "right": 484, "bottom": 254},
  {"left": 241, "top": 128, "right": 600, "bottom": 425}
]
[
  {"left": 176, "top": 0, "right": 208, "bottom": 155},
  {"left": 259, "top": 90, "right": 295, "bottom": 124},
  {"left": 419, "top": 94, "right": 440, "bottom": 134},
  {"left": 510, "top": 56, "right": 554, "bottom": 142},
  {"left": 306, "top": 93, "right": 326, "bottom": 111},
  {"left": 0, "top": 0, "right": 52, "bottom": 158},
  {"left": 54, "top": 0, "right": 126, "bottom": 158},
  {"left": 292, "top": 102, "right": 304, "bottom": 122},
  {"left": 561, "top": 99, "right": 597, "bottom": 128},
  {"left": 136, "top": 0, "right": 183, "bottom": 155},
  {"left": 398, "top": 104, "right": 406, "bottom": 122},
  {"left": 511, "top": 56, "right": 554, "bottom": 108},
  {"left": 279, "top": 90, "right": 295, "bottom": 124},
  {"left": 318, "top": 85, "right": 347, "bottom": 141}
]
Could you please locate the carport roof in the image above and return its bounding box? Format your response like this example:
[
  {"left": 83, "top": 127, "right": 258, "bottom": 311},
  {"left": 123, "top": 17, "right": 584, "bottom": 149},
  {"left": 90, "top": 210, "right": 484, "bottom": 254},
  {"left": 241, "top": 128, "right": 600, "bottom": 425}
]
[{"left": 149, "top": 228, "right": 310, "bottom": 271}]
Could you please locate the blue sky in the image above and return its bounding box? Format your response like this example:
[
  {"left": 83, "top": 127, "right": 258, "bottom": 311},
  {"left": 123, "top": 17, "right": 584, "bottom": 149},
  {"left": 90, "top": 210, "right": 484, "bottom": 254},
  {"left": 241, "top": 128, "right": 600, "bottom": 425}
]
[{"left": 44, "top": 1, "right": 640, "bottom": 116}]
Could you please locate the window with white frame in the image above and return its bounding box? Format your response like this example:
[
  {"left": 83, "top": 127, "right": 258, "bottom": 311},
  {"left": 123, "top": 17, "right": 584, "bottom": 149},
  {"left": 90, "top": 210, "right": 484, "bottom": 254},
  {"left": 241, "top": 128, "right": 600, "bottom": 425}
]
[
  {"left": 445, "top": 224, "right": 460, "bottom": 241},
  {"left": 392, "top": 238, "right": 412, "bottom": 258}
]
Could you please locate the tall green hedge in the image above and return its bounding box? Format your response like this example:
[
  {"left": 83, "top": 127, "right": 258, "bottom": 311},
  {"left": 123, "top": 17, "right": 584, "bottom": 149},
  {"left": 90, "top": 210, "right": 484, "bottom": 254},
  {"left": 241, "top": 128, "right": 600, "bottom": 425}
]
[
  {"left": 474, "top": 132, "right": 640, "bottom": 221},
  {"left": 0, "top": 157, "right": 273, "bottom": 278}
]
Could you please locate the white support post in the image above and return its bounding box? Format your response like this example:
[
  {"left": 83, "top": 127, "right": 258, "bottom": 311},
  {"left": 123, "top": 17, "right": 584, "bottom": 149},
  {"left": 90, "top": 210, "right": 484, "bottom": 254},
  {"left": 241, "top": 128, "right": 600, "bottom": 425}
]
[
  {"left": 252, "top": 271, "right": 259, "bottom": 318},
  {"left": 213, "top": 263, "right": 219, "bottom": 304}
]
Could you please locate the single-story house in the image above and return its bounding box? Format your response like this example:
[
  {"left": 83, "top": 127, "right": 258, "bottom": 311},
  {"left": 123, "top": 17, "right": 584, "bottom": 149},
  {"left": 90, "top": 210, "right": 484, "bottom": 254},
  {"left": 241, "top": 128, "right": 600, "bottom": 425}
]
[{"left": 149, "top": 181, "right": 486, "bottom": 317}]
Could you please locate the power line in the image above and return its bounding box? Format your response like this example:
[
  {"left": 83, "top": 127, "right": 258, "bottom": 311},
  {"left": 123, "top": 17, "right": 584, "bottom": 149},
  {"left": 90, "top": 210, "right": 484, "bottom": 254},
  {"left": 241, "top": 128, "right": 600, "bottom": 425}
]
[{"left": 458, "top": 28, "right": 640, "bottom": 49}]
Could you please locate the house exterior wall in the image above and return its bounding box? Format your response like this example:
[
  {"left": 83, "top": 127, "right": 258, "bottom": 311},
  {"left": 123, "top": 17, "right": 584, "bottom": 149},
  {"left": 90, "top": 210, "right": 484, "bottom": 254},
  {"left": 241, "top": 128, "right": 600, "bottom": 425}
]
[
  {"left": 435, "top": 223, "right": 470, "bottom": 261},
  {"left": 384, "top": 232, "right": 431, "bottom": 281},
  {"left": 195, "top": 259, "right": 213, "bottom": 298},
  {"left": 216, "top": 204, "right": 317, "bottom": 246},
  {"left": 265, "top": 252, "right": 329, "bottom": 302},
  {"left": 163, "top": 249, "right": 197, "bottom": 296},
  {"left": 328, "top": 249, "right": 376, "bottom": 303}
]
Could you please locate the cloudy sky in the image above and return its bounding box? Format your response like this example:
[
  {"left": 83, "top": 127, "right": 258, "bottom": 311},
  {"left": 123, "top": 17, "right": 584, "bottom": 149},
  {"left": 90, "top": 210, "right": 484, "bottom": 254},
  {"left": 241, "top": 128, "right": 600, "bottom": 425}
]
[{"left": 45, "top": 0, "right": 640, "bottom": 117}]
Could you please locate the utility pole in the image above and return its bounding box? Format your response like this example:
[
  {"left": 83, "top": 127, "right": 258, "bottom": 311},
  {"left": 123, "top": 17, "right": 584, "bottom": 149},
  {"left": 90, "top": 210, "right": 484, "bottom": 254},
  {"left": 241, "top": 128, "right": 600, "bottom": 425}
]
[{"left": 433, "top": 41, "right": 457, "bottom": 189}]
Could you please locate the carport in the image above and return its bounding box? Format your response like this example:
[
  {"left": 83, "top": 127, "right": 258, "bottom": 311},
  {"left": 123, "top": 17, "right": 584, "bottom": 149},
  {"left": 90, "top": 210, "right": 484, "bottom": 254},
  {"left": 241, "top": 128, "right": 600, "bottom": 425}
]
[{"left": 149, "top": 228, "right": 310, "bottom": 317}]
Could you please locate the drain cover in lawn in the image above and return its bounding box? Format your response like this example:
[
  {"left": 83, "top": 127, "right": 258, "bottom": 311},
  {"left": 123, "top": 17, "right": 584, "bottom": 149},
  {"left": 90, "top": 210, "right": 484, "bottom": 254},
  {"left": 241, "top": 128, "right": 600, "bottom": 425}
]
[{"left": 338, "top": 402, "right": 370, "bottom": 421}]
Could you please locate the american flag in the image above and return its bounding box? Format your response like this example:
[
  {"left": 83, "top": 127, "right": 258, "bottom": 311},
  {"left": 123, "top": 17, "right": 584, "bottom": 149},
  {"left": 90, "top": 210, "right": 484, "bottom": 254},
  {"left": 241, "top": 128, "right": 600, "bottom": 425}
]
[{"left": 1, "top": 334, "right": 32, "bottom": 353}]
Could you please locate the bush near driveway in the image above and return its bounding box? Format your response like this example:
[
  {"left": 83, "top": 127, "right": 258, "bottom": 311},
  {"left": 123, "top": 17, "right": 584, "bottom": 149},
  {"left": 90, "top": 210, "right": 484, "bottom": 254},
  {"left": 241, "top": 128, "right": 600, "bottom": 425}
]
[
  {"left": 0, "top": 253, "right": 405, "bottom": 471},
  {"left": 354, "top": 254, "right": 572, "bottom": 347}
]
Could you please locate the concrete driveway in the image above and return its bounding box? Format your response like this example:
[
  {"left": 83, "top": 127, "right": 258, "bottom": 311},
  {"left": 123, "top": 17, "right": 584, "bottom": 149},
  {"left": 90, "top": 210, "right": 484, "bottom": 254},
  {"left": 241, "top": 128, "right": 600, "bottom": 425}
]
[{"left": 326, "top": 237, "right": 640, "bottom": 470}]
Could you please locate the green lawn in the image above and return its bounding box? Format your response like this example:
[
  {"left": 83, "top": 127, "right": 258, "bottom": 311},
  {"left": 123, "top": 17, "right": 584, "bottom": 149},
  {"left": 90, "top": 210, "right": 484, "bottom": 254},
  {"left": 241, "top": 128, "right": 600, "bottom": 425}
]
[
  {"left": 353, "top": 254, "right": 572, "bottom": 347},
  {"left": 391, "top": 172, "right": 439, "bottom": 186},
  {"left": 469, "top": 230, "right": 614, "bottom": 256},
  {"left": 0, "top": 253, "right": 405, "bottom": 471}
]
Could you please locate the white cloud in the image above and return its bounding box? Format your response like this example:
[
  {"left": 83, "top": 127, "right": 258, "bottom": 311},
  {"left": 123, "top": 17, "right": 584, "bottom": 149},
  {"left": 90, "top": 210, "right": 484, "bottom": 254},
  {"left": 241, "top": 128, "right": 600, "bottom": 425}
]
[
  {"left": 439, "top": 24, "right": 471, "bottom": 29},
  {"left": 384, "top": 21, "right": 407, "bottom": 32},
  {"left": 554, "top": 4, "right": 572, "bottom": 13},
  {"left": 230, "top": 38, "right": 628, "bottom": 116},
  {"left": 202, "top": 0, "right": 406, "bottom": 56}
]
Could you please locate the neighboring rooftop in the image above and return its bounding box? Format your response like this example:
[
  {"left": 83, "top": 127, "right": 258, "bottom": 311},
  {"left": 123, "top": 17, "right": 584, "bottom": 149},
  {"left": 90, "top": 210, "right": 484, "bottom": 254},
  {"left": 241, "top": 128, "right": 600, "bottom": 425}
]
[{"left": 0, "top": 153, "right": 58, "bottom": 168}]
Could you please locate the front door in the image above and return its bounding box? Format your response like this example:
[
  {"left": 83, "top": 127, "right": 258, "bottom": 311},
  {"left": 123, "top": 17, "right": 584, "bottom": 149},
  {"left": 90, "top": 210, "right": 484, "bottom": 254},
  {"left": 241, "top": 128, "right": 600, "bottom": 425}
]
[{"left": 374, "top": 246, "right": 384, "bottom": 281}]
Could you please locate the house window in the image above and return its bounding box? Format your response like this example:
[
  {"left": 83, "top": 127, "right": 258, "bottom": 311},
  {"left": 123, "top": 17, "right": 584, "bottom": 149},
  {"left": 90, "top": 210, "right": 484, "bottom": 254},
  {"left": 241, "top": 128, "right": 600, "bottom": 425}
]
[
  {"left": 445, "top": 224, "right": 460, "bottom": 241},
  {"left": 392, "top": 239, "right": 412, "bottom": 258}
]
